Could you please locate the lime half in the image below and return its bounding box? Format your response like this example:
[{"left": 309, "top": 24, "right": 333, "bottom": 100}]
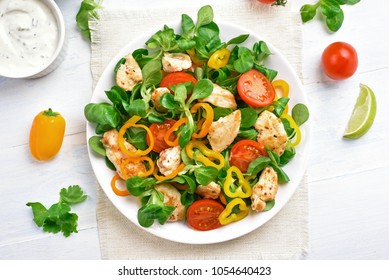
[{"left": 343, "top": 84, "right": 377, "bottom": 139}]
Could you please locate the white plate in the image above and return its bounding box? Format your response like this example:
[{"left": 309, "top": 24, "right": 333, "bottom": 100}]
[{"left": 87, "top": 21, "right": 311, "bottom": 244}]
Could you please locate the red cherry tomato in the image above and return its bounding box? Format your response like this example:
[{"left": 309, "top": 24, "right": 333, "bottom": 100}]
[
  {"left": 257, "top": 0, "right": 287, "bottom": 5},
  {"left": 160, "top": 72, "right": 197, "bottom": 92},
  {"left": 186, "top": 199, "right": 224, "bottom": 231},
  {"left": 321, "top": 42, "right": 358, "bottom": 80},
  {"left": 146, "top": 120, "right": 176, "bottom": 153},
  {"left": 237, "top": 69, "right": 275, "bottom": 107},
  {"left": 229, "top": 140, "right": 267, "bottom": 173},
  {"left": 257, "top": 0, "right": 276, "bottom": 3}
]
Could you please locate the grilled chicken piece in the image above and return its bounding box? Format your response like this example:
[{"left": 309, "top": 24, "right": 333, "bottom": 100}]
[
  {"left": 151, "top": 87, "right": 170, "bottom": 113},
  {"left": 162, "top": 52, "right": 192, "bottom": 72},
  {"left": 156, "top": 146, "right": 182, "bottom": 176},
  {"left": 116, "top": 53, "right": 143, "bottom": 91},
  {"left": 199, "top": 83, "right": 237, "bottom": 109},
  {"left": 101, "top": 129, "right": 146, "bottom": 180},
  {"left": 251, "top": 166, "right": 278, "bottom": 212},
  {"left": 155, "top": 184, "right": 185, "bottom": 222},
  {"left": 207, "top": 110, "right": 241, "bottom": 152},
  {"left": 254, "top": 110, "right": 288, "bottom": 156},
  {"left": 195, "top": 181, "right": 221, "bottom": 200}
]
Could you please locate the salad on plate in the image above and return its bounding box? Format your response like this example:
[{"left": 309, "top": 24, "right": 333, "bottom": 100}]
[{"left": 85, "top": 5, "right": 309, "bottom": 232}]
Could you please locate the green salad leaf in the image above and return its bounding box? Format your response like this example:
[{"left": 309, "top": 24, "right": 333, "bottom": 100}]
[{"left": 76, "top": 0, "right": 103, "bottom": 40}]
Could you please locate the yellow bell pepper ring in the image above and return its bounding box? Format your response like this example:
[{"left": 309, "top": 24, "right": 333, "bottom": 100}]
[
  {"left": 207, "top": 48, "right": 231, "bottom": 70},
  {"left": 223, "top": 166, "right": 252, "bottom": 198},
  {"left": 29, "top": 108, "right": 66, "bottom": 161},
  {"left": 186, "top": 48, "right": 204, "bottom": 66},
  {"left": 272, "top": 79, "right": 290, "bottom": 114},
  {"left": 118, "top": 115, "right": 155, "bottom": 157},
  {"left": 218, "top": 198, "right": 249, "bottom": 225},
  {"left": 190, "top": 103, "right": 214, "bottom": 139},
  {"left": 185, "top": 140, "right": 225, "bottom": 170},
  {"left": 281, "top": 114, "right": 301, "bottom": 147}
]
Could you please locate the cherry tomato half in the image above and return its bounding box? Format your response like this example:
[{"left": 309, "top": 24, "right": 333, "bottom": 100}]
[
  {"left": 186, "top": 199, "right": 225, "bottom": 231},
  {"left": 229, "top": 140, "right": 267, "bottom": 173},
  {"left": 237, "top": 69, "right": 275, "bottom": 107},
  {"left": 146, "top": 119, "right": 176, "bottom": 153},
  {"left": 321, "top": 42, "right": 358, "bottom": 80},
  {"left": 160, "top": 72, "right": 197, "bottom": 93}
]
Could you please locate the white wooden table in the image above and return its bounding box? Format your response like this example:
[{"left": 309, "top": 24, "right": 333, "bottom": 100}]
[{"left": 1, "top": 0, "right": 388, "bottom": 260}]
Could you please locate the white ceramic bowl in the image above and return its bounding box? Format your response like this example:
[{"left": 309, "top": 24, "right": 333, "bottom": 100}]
[{"left": 0, "top": 0, "right": 66, "bottom": 79}]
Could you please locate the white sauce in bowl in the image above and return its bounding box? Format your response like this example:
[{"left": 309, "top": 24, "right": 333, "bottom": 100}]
[{"left": 0, "top": 0, "right": 59, "bottom": 77}]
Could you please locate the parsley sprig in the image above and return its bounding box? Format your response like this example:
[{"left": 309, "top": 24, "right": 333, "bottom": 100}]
[
  {"left": 300, "top": 0, "right": 360, "bottom": 32},
  {"left": 26, "top": 185, "right": 87, "bottom": 237}
]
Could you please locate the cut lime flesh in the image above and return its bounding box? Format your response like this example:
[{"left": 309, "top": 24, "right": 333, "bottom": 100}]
[{"left": 343, "top": 84, "right": 377, "bottom": 139}]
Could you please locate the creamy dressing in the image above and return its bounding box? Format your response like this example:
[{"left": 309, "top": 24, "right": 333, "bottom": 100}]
[{"left": 0, "top": 0, "right": 59, "bottom": 77}]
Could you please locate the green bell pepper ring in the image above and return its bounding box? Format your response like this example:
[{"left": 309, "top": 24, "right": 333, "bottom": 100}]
[
  {"left": 218, "top": 198, "right": 249, "bottom": 225},
  {"left": 223, "top": 166, "right": 252, "bottom": 198}
]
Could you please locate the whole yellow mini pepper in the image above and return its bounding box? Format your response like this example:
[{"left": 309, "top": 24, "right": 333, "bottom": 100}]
[{"left": 29, "top": 108, "right": 66, "bottom": 161}]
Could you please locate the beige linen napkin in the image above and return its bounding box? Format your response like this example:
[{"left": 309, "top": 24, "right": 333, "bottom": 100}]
[{"left": 90, "top": 2, "right": 308, "bottom": 260}]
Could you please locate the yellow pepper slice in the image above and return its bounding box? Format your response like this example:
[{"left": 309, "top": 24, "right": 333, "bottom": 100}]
[
  {"left": 110, "top": 174, "right": 130, "bottom": 196},
  {"left": 218, "top": 198, "right": 249, "bottom": 225},
  {"left": 190, "top": 103, "right": 214, "bottom": 139},
  {"left": 153, "top": 163, "right": 186, "bottom": 181},
  {"left": 223, "top": 166, "right": 252, "bottom": 198},
  {"left": 164, "top": 118, "right": 188, "bottom": 147},
  {"left": 281, "top": 114, "right": 301, "bottom": 147},
  {"left": 185, "top": 140, "right": 225, "bottom": 170},
  {"left": 118, "top": 115, "right": 154, "bottom": 157},
  {"left": 187, "top": 48, "right": 205, "bottom": 66},
  {"left": 272, "top": 79, "right": 290, "bottom": 114},
  {"left": 207, "top": 48, "right": 231, "bottom": 69}
]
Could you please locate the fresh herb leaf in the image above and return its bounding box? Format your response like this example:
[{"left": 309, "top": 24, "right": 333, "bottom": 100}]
[
  {"left": 246, "top": 157, "right": 271, "bottom": 176},
  {"left": 300, "top": 0, "right": 359, "bottom": 32},
  {"left": 60, "top": 185, "right": 88, "bottom": 205},
  {"left": 194, "top": 166, "right": 219, "bottom": 186},
  {"left": 26, "top": 202, "right": 48, "bottom": 227},
  {"left": 271, "top": 97, "right": 290, "bottom": 118},
  {"left": 26, "top": 186, "right": 87, "bottom": 237},
  {"left": 76, "top": 0, "right": 103, "bottom": 40},
  {"left": 126, "top": 176, "right": 157, "bottom": 196},
  {"left": 127, "top": 99, "right": 147, "bottom": 118},
  {"left": 238, "top": 128, "right": 258, "bottom": 140},
  {"left": 240, "top": 107, "right": 259, "bottom": 128},
  {"left": 84, "top": 103, "right": 122, "bottom": 133},
  {"left": 292, "top": 103, "right": 310, "bottom": 126},
  {"left": 88, "top": 136, "right": 105, "bottom": 157},
  {"left": 226, "top": 34, "right": 250, "bottom": 46},
  {"left": 137, "top": 189, "right": 175, "bottom": 227},
  {"left": 195, "top": 5, "right": 214, "bottom": 30},
  {"left": 233, "top": 46, "right": 254, "bottom": 73},
  {"left": 279, "top": 145, "right": 296, "bottom": 166},
  {"left": 213, "top": 107, "right": 233, "bottom": 121},
  {"left": 187, "top": 79, "right": 213, "bottom": 105},
  {"left": 264, "top": 200, "right": 276, "bottom": 211}
]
